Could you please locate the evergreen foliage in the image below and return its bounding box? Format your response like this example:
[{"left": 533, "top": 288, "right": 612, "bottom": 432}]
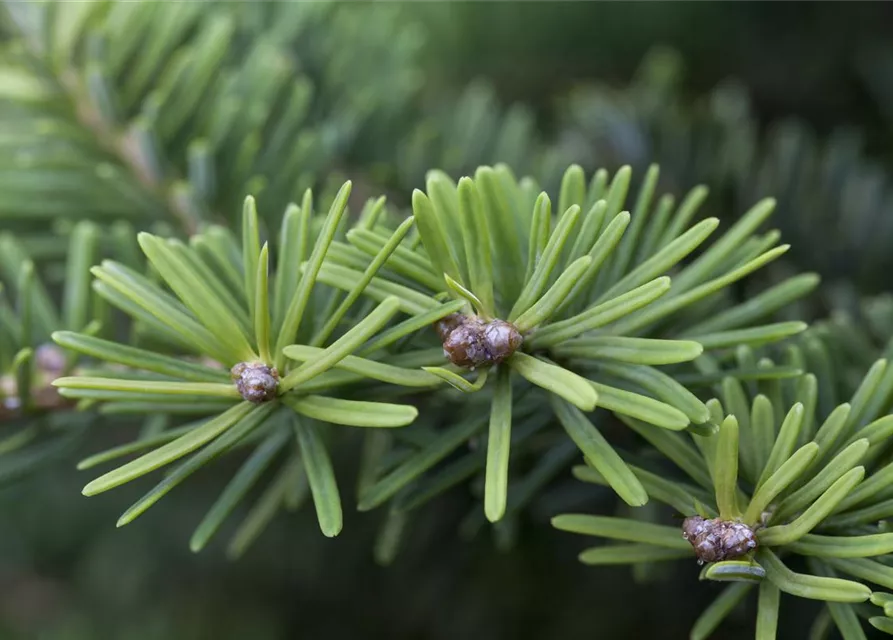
[
  {"left": 555, "top": 354, "right": 893, "bottom": 638},
  {"left": 4, "top": 2, "right": 893, "bottom": 639},
  {"left": 327, "top": 163, "right": 810, "bottom": 528},
  {"left": 0, "top": 224, "right": 98, "bottom": 483},
  {"left": 50, "top": 186, "right": 434, "bottom": 553},
  {"left": 0, "top": 1, "right": 422, "bottom": 235},
  {"left": 558, "top": 49, "right": 893, "bottom": 297}
]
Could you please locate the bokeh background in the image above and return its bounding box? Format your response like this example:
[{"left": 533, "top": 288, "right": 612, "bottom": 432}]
[{"left": 3, "top": 2, "right": 893, "bottom": 638}]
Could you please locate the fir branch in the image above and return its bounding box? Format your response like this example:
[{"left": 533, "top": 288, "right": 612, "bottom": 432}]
[
  {"left": 554, "top": 357, "right": 893, "bottom": 639},
  {"left": 322, "top": 162, "right": 812, "bottom": 525},
  {"left": 50, "top": 188, "right": 433, "bottom": 549}
]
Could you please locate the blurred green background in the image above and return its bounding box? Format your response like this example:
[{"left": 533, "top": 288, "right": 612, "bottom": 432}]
[
  {"left": 420, "top": 2, "right": 893, "bottom": 134},
  {"left": 3, "top": 2, "right": 893, "bottom": 639}
]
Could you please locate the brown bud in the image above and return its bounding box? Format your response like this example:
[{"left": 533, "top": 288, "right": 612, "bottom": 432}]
[
  {"left": 482, "top": 319, "right": 523, "bottom": 364},
  {"left": 437, "top": 314, "right": 523, "bottom": 369},
  {"left": 435, "top": 313, "right": 467, "bottom": 341},
  {"left": 681, "top": 515, "right": 709, "bottom": 542},
  {"left": 682, "top": 515, "right": 757, "bottom": 565},
  {"left": 442, "top": 317, "right": 489, "bottom": 368},
  {"left": 231, "top": 362, "right": 279, "bottom": 403}
]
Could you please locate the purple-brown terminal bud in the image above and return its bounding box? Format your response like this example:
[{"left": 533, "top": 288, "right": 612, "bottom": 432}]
[
  {"left": 442, "top": 316, "right": 489, "bottom": 369},
  {"left": 435, "top": 313, "right": 467, "bottom": 341},
  {"left": 682, "top": 515, "right": 757, "bottom": 565},
  {"left": 231, "top": 362, "right": 279, "bottom": 403},
  {"left": 436, "top": 314, "right": 523, "bottom": 369},
  {"left": 681, "top": 515, "right": 709, "bottom": 542},
  {"left": 482, "top": 320, "right": 524, "bottom": 364}
]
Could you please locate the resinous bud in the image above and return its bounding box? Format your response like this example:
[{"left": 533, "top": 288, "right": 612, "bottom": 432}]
[
  {"left": 436, "top": 314, "right": 523, "bottom": 369},
  {"left": 231, "top": 362, "right": 279, "bottom": 403},
  {"left": 682, "top": 515, "right": 757, "bottom": 565}
]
